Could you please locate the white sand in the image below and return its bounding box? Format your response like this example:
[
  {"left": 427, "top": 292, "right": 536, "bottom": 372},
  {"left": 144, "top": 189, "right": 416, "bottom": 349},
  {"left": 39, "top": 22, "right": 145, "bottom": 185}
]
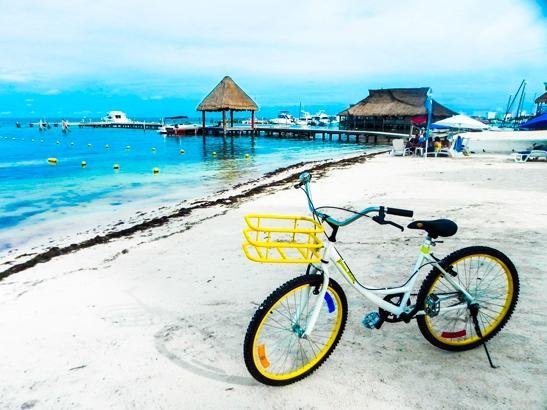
[{"left": 0, "top": 153, "right": 546, "bottom": 409}]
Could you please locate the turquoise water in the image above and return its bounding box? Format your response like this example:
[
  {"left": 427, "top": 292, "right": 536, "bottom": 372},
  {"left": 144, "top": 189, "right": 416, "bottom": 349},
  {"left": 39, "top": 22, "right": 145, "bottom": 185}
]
[{"left": 0, "top": 122, "right": 384, "bottom": 251}]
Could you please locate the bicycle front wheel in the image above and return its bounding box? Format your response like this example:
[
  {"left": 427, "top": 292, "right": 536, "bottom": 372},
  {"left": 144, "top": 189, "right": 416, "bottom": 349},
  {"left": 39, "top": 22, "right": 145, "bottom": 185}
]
[
  {"left": 243, "top": 274, "right": 347, "bottom": 386},
  {"left": 417, "top": 246, "right": 519, "bottom": 351}
]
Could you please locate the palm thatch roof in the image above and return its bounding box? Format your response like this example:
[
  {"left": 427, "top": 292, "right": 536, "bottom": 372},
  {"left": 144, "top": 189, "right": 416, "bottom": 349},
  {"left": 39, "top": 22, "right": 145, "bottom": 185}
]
[
  {"left": 197, "top": 76, "right": 258, "bottom": 112},
  {"left": 339, "top": 87, "right": 456, "bottom": 117}
]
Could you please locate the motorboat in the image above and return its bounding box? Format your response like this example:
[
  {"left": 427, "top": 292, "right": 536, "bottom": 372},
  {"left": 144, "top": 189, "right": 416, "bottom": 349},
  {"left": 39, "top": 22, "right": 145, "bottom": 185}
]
[
  {"left": 158, "top": 116, "right": 200, "bottom": 136},
  {"left": 78, "top": 111, "right": 162, "bottom": 129},
  {"left": 294, "top": 111, "right": 312, "bottom": 127},
  {"left": 269, "top": 111, "right": 295, "bottom": 125},
  {"left": 458, "top": 130, "right": 547, "bottom": 153},
  {"left": 102, "top": 111, "right": 133, "bottom": 124},
  {"left": 309, "top": 111, "right": 331, "bottom": 126}
]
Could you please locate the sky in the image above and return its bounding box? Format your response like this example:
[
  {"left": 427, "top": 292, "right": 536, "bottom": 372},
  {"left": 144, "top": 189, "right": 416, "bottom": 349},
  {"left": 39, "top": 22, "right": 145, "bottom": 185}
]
[{"left": 0, "top": 0, "right": 546, "bottom": 120}]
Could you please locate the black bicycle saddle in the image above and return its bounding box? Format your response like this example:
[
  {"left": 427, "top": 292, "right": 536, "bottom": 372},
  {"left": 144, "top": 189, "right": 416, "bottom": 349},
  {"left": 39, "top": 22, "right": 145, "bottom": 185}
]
[{"left": 407, "top": 219, "right": 458, "bottom": 238}]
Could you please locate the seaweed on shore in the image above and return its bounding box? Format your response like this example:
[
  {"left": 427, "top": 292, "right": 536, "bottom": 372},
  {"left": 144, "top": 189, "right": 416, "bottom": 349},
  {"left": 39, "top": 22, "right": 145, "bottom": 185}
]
[{"left": 0, "top": 150, "right": 387, "bottom": 280}]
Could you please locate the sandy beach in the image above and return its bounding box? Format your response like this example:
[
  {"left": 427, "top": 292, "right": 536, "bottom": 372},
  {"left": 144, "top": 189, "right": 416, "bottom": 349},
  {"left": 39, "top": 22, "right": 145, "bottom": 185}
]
[{"left": 0, "top": 153, "right": 546, "bottom": 409}]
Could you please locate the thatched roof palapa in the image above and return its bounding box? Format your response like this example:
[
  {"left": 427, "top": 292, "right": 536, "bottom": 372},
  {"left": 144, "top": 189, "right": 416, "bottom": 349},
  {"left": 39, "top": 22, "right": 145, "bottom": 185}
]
[
  {"left": 339, "top": 87, "right": 456, "bottom": 117},
  {"left": 197, "top": 76, "right": 258, "bottom": 112}
]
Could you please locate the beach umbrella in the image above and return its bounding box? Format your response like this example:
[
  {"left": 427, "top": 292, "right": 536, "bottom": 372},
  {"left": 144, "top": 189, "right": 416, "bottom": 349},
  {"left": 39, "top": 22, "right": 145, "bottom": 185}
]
[{"left": 431, "top": 114, "right": 488, "bottom": 130}]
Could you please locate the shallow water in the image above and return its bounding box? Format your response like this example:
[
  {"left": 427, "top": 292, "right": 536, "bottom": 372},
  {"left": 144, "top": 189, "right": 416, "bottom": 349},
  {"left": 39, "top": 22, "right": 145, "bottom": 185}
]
[{"left": 0, "top": 123, "right": 386, "bottom": 252}]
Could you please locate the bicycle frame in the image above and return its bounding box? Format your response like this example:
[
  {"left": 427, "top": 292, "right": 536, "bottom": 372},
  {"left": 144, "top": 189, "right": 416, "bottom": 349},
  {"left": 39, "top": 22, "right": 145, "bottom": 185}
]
[
  {"left": 302, "top": 227, "right": 475, "bottom": 338},
  {"left": 294, "top": 172, "right": 476, "bottom": 338}
]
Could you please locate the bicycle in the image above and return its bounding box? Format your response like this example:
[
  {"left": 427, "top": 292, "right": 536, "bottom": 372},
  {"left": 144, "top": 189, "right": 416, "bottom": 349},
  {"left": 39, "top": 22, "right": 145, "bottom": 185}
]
[{"left": 241, "top": 172, "right": 519, "bottom": 386}]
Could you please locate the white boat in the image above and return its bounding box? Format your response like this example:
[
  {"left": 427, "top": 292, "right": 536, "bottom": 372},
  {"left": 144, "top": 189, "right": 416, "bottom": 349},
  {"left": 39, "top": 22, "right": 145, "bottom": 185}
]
[
  {"left": 102, "top": 111, "right": 133, "bottom": 124},
  {"left": 269, "top": 111, "right": 295, "bottom": 125},
  {"left": 242, "top": 118, "right": 269, "bottom": 125},
  {"left": 460, "top": 130, "right": 547, "bottom": 153},
  {"left": 294, "top": 111, "right": 312, "bottom": 127},
  {"left": 79, "top": 111, "right": 162, "bottom": 129},
  {"left": 309, "top": 111, "right": 331, "bottom": 126},
  {"left": 158, "top": 116, "right": 200, "bottom": 136}
]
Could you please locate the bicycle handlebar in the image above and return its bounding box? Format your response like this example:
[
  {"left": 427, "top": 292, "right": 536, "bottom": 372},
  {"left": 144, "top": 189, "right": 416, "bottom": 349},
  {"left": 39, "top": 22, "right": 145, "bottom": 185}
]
[
  {"left": 296, "top": 172, "right": 414, "bottom": 228},
  {"left": 385, "top": 207, "right": 414, "bottom": 218}
]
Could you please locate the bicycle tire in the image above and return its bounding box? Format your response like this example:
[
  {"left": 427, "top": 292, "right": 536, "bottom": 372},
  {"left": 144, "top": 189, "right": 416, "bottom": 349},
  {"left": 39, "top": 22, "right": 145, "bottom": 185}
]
[
  {"left": 243, "top": 274, "right": 347, "bottom": 385},
  {"left": 417, "top": 246, "right": 519, "bottom": 351}
]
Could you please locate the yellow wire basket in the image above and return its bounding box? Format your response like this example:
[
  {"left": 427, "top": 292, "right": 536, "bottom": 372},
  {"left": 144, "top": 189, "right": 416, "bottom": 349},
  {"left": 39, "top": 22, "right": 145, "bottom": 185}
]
[{"left": 242, "top": 214, "right": 325, "bottom": 264}]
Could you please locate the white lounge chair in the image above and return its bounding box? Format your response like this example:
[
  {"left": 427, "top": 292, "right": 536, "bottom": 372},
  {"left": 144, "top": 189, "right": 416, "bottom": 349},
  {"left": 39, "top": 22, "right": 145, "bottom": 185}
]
[
  {"left": 513, "top": 150, "right": 547, "bottom": 163},
  {"left": 391, "top": 139, "right": 410, "bottom": 157}
]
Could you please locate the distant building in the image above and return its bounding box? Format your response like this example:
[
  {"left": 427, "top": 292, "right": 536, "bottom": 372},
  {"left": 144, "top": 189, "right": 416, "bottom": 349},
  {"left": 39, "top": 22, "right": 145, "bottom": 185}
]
[
  {"left": 534, "top": 82, "right": 547, "bottom": 115},
  {"left": 338, "top": 87, "right": 456, "bottom": 133}
]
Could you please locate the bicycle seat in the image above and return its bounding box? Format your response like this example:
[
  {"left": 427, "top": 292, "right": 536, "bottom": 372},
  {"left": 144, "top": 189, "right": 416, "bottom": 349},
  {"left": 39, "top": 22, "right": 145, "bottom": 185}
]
[{"left": 407, "top": 219, "right": 458, "bottom": 238}]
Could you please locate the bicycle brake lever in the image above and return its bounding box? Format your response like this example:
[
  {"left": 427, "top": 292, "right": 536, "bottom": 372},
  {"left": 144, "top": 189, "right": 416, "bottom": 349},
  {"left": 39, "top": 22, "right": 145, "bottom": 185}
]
[
  {"left": 372, "top": 215, "right": 404, "bottom": 231},
  {"left": 386, "top": 220, "right": 404, "bottom": 231}
]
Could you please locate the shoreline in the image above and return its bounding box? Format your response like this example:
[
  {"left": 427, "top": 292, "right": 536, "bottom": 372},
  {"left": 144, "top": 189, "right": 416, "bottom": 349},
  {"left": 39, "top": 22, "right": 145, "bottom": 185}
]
[{"left": 0, "top": 149, "right": 388, "bottom": 279}]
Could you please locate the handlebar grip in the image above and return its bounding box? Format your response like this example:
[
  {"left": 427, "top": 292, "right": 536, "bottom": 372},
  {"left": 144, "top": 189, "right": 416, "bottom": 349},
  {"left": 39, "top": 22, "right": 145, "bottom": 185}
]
[{"left": 385, "top": 207, "right": 414, "bottom": 217}]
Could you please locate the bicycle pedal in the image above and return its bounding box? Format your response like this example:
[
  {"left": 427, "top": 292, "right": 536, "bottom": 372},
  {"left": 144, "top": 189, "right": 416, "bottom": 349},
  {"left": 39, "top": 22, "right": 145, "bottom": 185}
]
[{"left": 362, "top": 312, "right": 382, "bottom": 329}]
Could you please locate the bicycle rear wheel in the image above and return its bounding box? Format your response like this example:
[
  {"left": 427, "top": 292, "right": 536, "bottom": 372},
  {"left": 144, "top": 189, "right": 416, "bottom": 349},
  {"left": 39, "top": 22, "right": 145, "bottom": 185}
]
[
  {"left": 243, "top": 274, "right": 347, "bottom": 386},
  {"left": 417, "top": 246, "right": 519, "bottom": 351}
]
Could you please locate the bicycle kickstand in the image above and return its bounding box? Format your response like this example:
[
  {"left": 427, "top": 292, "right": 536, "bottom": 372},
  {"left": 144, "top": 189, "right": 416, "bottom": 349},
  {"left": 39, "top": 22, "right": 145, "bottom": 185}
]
[{"left": 469, "top": 303, "right": 498, "bottom": 369}]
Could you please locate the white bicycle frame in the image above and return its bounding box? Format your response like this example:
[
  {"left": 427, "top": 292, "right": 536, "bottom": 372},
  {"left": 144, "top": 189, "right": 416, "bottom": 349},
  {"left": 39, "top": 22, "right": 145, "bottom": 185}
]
[{"left": 302, "top": 235, "right": 475, "bottom": 338}]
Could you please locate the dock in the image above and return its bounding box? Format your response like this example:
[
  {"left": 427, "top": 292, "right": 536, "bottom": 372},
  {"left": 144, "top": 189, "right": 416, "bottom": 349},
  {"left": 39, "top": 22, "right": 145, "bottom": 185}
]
[
  {"left": 201, "top": 126, "right": 409, "bottom": 144},
  {"left": 78, "top": 121, "right": 162, "bottom": 130}
]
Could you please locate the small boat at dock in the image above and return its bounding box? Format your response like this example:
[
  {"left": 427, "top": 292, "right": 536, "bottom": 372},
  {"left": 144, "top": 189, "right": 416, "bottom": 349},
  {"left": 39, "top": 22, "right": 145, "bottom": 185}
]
[
  {"left": 269, "top": 111, "right": 295, "bottom": 125},
  {"left": 158, "top": 116, "right": 200, "bottom": 136}
]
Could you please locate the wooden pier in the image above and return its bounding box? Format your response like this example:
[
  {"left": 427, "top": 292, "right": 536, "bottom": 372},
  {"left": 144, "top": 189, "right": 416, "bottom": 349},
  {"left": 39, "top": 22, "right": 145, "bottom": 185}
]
[{"left": 201, "top": 126, "right": 409, "bottom": 144}]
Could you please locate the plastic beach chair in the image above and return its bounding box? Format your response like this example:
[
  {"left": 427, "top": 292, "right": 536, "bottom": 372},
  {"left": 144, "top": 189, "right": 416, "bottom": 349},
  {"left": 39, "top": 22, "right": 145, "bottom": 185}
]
[
  {"left": 391, "top": 139, "right": 410, "bottom": 157},
  {"left": 513, "top": 150, "right": 547, "bottom": 163}
]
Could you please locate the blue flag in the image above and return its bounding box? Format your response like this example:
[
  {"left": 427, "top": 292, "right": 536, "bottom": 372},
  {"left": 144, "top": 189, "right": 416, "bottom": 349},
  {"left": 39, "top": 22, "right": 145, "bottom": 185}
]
[{"left": 425, "top": 88, "right": 433, "bottom": 139}]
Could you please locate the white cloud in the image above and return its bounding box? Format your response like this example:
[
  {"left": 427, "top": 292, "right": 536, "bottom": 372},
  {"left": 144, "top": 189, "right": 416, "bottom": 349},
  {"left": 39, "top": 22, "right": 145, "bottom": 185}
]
[
  {"left": 0, "top": 0, "right": 545, "bottom": 90},
  {"left": 0, "top": 70, "right": 32, "bottom": 83}
]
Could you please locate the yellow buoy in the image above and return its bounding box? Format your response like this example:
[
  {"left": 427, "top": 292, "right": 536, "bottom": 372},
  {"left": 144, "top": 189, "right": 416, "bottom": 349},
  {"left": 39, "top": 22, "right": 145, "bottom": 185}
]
[
  {"left": 105, "top": 144, "right": 110, "bottom": 149},
  {"left": 81, "top": 161, "right": 87, "bottom": 168},
  {"left": 125, "top": 145, "right": 131, "bottom": 150},
  {"left": 87, "top": 143, "right": 92, "bottom": 147},
  {"left": 212, "top": 151, "right": 217, "bottom": 156},
  {"left": 153, "top": 167, "right": 160, "bottom": 174},
  {"left": 47, "top": 157, "right": 58, "bottom": 164},
  {"left": 151, "top": 147, "right": 156, "bottom": 151},
  {"left": 113, "top": 163, "right": 120, "bottom": 170},
  {"left": 179, "top": 149, "right": 185, "bottom": 154},
  {"left": 56, "top": 141, "right": 60, "bottom": 144},
  {"left": 244, "top": 153, "right": 250, "bottom": 159}
]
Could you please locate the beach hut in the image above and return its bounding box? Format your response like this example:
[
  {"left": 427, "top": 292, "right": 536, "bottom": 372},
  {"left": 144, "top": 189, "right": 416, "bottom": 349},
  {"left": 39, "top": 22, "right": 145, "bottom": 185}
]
[
  {"left": 338, "top": 87, "right": 456, "bottom": 133},
  {"left": 196, "top": 76, "right": 259, "bottom": 134}
]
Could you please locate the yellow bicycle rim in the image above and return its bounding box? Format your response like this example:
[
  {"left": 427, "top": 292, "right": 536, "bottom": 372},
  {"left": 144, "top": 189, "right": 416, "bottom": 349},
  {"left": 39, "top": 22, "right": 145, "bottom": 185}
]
[
  {"left": 252, "top": 283, "right": 344, "bottom": 381},
  {"left": 426, "top": 254, "right": 514, "bottom": 346}
]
